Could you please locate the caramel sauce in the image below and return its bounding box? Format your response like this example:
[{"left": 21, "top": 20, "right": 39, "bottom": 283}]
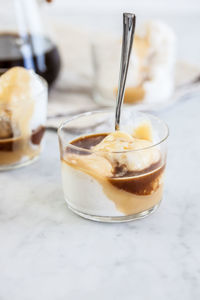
[
  {"left": 102, "top": 181, "right": 163, "bottom": 215},
  {"left": 114, "top": 85, "right": 145, "bottom": 104}
]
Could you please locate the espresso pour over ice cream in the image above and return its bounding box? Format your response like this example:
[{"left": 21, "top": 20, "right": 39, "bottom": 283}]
[{"left": 61, "top": 122, "right": 165, "bottom": 216}]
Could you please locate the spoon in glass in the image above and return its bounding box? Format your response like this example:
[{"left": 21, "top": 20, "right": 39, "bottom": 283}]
[{"left": 115, "top": 13, "right": 136, "bottom": 131}]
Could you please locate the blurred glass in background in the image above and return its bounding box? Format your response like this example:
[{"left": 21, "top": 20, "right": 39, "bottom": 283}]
[{"left": 42, "top": 0, "right": 200, "bottom": 108}]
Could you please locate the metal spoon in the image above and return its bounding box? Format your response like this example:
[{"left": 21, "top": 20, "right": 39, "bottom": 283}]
[{"left": 115, "top": 13, "right": 136, "bottom": 130}]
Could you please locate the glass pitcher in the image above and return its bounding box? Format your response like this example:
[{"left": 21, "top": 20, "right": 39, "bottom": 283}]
[{"left": 0, "top": 0, "right": 61, "bottom": 88}]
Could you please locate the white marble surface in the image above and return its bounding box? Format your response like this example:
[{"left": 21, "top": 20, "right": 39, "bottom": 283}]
[{"left": 0, "top": 93, "right": 200, "bottom": 299}]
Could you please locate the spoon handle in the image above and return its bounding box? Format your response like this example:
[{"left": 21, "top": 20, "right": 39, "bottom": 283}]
[{"left": 115, "top": 13, "right": 136, "bottom": 130}]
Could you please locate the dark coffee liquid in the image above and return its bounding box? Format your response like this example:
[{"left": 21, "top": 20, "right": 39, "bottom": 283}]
[
  {"left": 0, "top": 33, "right": 61, "bottom": 88},
  {"left": 71, "top": 133, "right": 107, "bottom": 150}
]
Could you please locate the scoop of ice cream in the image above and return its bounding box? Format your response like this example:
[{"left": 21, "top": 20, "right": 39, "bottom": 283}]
[
  {"left": 92, "top": 130, "right": 160, "bottom": 174},
  {"left": 0, "top": 67, "right": 44, "bottom": 105}
]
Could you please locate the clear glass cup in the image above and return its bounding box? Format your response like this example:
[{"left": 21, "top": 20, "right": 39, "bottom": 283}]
[
  {"left": 91, "top": 21, "right": 176, "bottom": 108},
  {"left": 0, "top": 75, "right": 47, "bottom": 170},
  {"left": 58, "top": 110, "right": 169, "bottom": 222}
]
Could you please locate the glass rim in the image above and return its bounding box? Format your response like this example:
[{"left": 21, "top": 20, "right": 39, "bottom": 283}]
[
  {"left": 0, "top": 72, "right": 48, "bottom": 107},
  {"left": 57, "top": 109, "right": 169, "bottom": 154}
]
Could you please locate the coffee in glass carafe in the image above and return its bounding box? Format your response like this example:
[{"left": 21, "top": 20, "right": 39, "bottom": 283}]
[{"left": 0, "top": 0, "right": 61, "bottom": 87}]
